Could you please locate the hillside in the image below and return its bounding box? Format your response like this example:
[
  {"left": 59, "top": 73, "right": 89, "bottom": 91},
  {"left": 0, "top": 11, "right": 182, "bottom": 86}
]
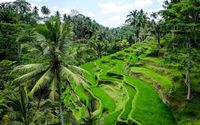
[
  {"left": 1, "top": 0, "right": 199, "bottom": 124},
  {"left": 63, "top": 40, "right": 200, "bottom": 125}
]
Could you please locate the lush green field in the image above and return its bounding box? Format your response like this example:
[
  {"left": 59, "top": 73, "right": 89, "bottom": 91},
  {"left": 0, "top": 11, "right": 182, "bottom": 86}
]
[{"left": 66, "top": 42, "right": 178, "bottom": 125}]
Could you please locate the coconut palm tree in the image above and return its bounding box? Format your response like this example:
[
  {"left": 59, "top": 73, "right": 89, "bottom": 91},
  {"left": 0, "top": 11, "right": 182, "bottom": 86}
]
[
  {"left": 126, "top": 10, "right": 139, "bottom": 42},
  {"left": 2, "top": 87, "right": 58, "bottom": 125},
  {"left": 56, "top": 11, "right": 60, "bottom": 17},
  {"left": 41, "top": 6, "right": 50, "bottom": 16},
  {"left": 32, "top": 6, "right": 39, "bottom": 16},
  {"left": 126, "top": 9, "right": 149, "bottom": 42},
  {"left": 126, "top": 10, "right": 138, "bottom": 24},
  {"left": 150, "top": 12, "right": 162, "bottom": 47},
  {"left": 12, "top": 17, "right": 89, "bottom": 125}
]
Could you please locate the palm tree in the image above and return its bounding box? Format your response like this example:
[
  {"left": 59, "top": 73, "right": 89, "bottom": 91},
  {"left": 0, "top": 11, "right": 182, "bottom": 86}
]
[
  {"left": 150, "top": 12, "right": 162, "bottom": 47},
  {"left": 12, "top": 17, "right": 89, "bottom": 125},
  {"left": 56, "top": 11, "right": 60, "bottom": 17},
  {"left": 137, "top": 10, "right": 149, "bottom": 36},
  {"left": 4, "top": 87, "right": 31, "bottom": 125},
  {"left": 126, "top": 10, "right": 139, "bottom": 42},
  {"left": 13, "top": 0, "right": 31, "bottom": 14},
  {"left": 32, "top": 6, "right": 39, "bottom": 16},
  {"left": 41, "top": 6, "right": 50, "bottom": 16},
  {"left": 126, "top": 9, "right": 149, "bottom": 42},
  {"left": 3, "top": 87, "right": 57, "bottom": 125}
]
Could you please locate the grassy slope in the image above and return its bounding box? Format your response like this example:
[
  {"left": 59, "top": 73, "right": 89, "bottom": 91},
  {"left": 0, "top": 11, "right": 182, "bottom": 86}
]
[
  {"left": 120, "top": 83, "right": 136, "bottom": 121},
  {"left": 64, "top": 39, "right": 200, "bottom": 125},
  {"left": 77, "top": 41, "right": 176, "bottom": 125},
  {"left": 126, "top": 76, "right": 175, "bottom": 125},
  {"left": 131, "top": 67, "right": 173, "bottom": 92}
]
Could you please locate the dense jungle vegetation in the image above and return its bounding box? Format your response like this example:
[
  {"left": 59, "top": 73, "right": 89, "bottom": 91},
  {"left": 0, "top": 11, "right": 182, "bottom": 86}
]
[{"left": 0, "top": 0, "right": 200, "bottom": 125}]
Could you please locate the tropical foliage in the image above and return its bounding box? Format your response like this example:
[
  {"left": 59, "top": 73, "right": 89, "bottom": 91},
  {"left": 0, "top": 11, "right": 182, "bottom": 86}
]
[{"left": 0, "top": 0, "right": 199, "bottom": 125}]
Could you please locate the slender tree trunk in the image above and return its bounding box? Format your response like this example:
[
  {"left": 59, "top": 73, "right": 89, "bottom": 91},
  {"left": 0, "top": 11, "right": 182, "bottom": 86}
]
[
  {"left": 17, "top": 43, "right": 21, "bottom": 60},
  {"left": 157, "top": 31, "right": 161, "bottom": 48},
  {"left": 136, "top": 30, "right": 140, "bottom": 42},
  {"left": 37, "top": 95, "right": 41, "bottom": 110},
  {"left": 185, "top": 38, "right": 191, "bottom": 100},
  {"left": 58, "top": 78, "right": 64, "bottom": 125},
  {"left": 57, "top": 71, "right": 64, "bottom": 125},
  {"left": 186, "top": 68, "right": 190, "bottom": 100},
  {"left": 59, "top": 94, "right": 64, "bottom": 125},
  {"left": 133, "top": 24, "right": 137, "bottom": 43},
  {"left": 172, "top": 26, "right": 175, "bottom": 50},
  {"left": 134, "top": 34, "right": 136, "bottom": 43}
]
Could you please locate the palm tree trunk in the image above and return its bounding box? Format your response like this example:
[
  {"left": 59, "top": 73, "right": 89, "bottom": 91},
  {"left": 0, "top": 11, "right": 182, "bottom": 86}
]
[
  {"left": 57, "top": 72, "right": 64, "bottom": 125},
  {"left": 17, "top": 43, "right": 21, "bottom": 60},
  {"left": 59, "top": 94, "right": 64, "bottom": 125},
  {"left": 157, "top": 33, "right": 161, "bottom": 48},
  {"left": 185, "top": 38, "right": 191, "bottom": 100},
  {"left": 186, "top": 68, "right": 190, "bottom": 100},
  {"left": 185, "top": 51, "right": 191, "bottom": 100}
]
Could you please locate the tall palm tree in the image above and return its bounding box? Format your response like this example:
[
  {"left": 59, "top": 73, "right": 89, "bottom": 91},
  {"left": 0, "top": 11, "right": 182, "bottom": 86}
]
[
  {"left": 126, "top": 10, "right": 138, "bottom": 27},
  {"left": 137, "top": 10, "right": 149, "bottom": 30},
  {"left": 12, "top": 17, "right": 89, "bottom": 125},
  {"left": 126, "top": 10, "right": 139, "bottom": 42},
  {"left": 13, "top": 0, "right": 31, "bottom": 14},
  {"left": 56, "top": 11, "right": 60, "bottom": 17},
  {"left": 41, "top": 6, "right": 50, "bottom": 16},
  {"left": 126, "top": 9, "right": 149, "bottom": 42},
  {"left": 32, "top": 6, "right": 39, "bottom": 16},
  {"left": 150, "top": 12, "right": 162, "bottom": 47}
]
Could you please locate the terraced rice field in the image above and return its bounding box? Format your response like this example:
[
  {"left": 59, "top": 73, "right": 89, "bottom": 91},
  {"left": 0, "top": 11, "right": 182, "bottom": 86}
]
[{"left": 66, "top": 42, "right": 177, "bottom": 125}]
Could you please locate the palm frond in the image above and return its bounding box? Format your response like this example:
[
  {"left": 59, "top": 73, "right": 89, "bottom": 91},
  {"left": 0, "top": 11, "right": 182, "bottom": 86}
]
[
  {"left": 39, "top": 99, "right": 52, "bottom": 109},
  {"left": 5, "top": 93, "right": 21, "bottom": 111},
  {"left": 10, "top": 121, "right": 24, "bottom": 125},
  {"left": 57, "top": 21, "right": 71, "bottom": 51},
  {"left": 13, "top": 68, "right": 47, "bottom": 84},
  {"left": 11, "top": 64, "right": 47, "bottom": 74},
  {"left": 59, "top": 65, "right": 89, "bottom": 88},
  {"left": 45, "top": 20, "right": 55, "bottom": 42},
  {"left": 49, "top": 90, "right": 59, "bottom": 102},
  {"left": 34, "top": 32, "right": 46, "bottom": 42},
  {"left": 32, "top": 98, "right": 52, "bottom": 110},
  {"left": 49, "top": 76, "right": 59, "bottom": 101},
  {"left": 35, "top": 24, "right": 49, "bottom": 40},
  {"left": 67, "top": 65, "right": 89, "bottom": 75},
  {"left": 29, "top": 69, "right": 54, "bottom": 96}
]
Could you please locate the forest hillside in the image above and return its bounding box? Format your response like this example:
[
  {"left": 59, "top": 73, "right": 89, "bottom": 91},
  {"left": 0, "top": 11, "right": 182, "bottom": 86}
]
[{"left": 0, "top": 0, "right": 200, "bottom": 125}]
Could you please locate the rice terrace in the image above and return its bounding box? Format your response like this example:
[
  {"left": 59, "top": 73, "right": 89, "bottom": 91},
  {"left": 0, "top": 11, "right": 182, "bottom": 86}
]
[{"left": 0, "top": 0, "right": 200, "bottom": 125}]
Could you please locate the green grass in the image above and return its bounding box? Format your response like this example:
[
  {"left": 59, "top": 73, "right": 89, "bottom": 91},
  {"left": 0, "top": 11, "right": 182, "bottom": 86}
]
[
  {"left": 120, "top": 83, "right": 136, "bottom": 121},
  {"left": 101, "top": 84, "right": 127, "bottom": 105},
  {"left": 125, "top": 76, "right": 176, "bottom": 125},
  {"left": 142, "top": 57, "right": 163, "bottom": 64},
  {"left": 91, "top": 87, "right": 116, "bottom": 112},
  {"left": 131, "top": 67, "right": 173, "bottom": 93},
  {"left": 74, "top": 85, "right": 90, "bottom": 105},
  {"left": 67, "top": 41, "right": 177, "bottom": 125},
  {"left": 104, "top": 109, "right": 123, "bottom": 125}
]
